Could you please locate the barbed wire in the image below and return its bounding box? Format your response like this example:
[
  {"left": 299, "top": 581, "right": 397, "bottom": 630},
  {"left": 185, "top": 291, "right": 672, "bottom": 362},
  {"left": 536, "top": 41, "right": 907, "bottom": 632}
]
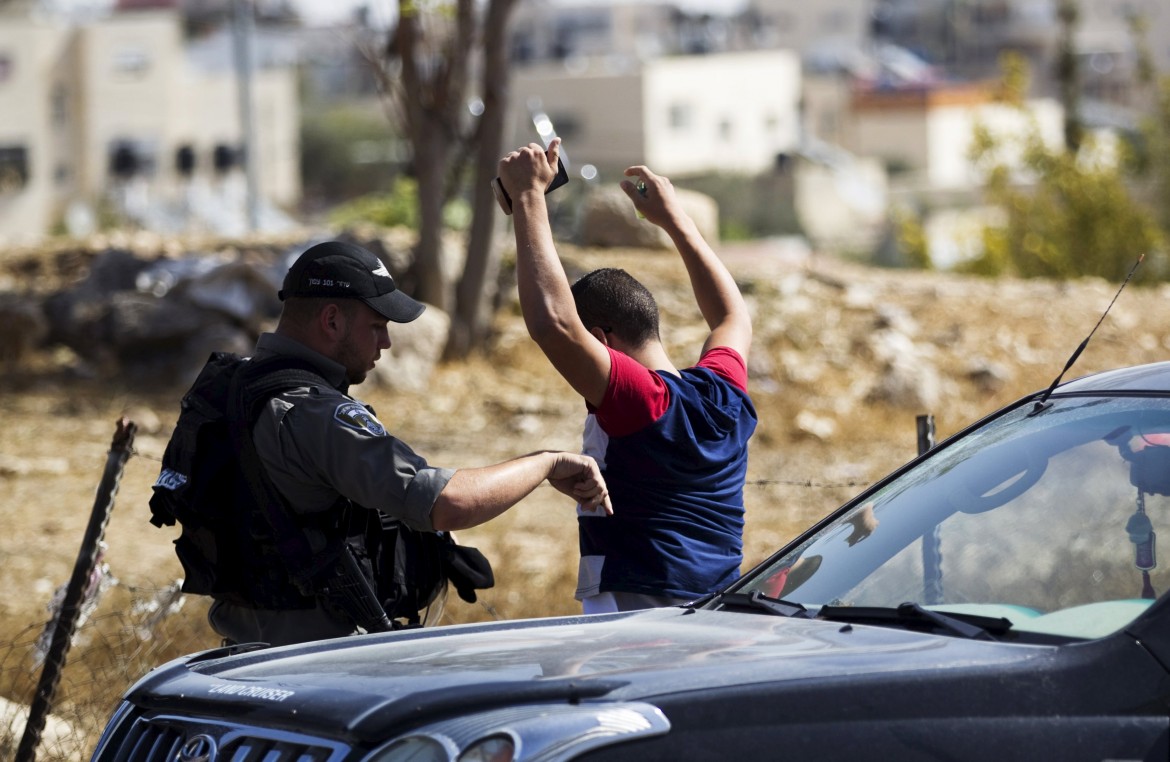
[
  {"left": 3, "top": 461, "right": 868, "bottom": 759},
  {"left": 745, "top": 478, "right": 870, "bottom": 489},
  {"left": 132, "top": 449, "right": 870, "bottom": 491}
]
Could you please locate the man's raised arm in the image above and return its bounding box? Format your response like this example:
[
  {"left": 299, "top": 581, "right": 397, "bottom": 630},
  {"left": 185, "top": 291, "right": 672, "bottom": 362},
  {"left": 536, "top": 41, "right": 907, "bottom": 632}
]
[
  {"left": 620, "top": 166, "right": 752, "bottom": 361},
  {"left": 497, "top": 139, "right": 612, "bottom": 406}
]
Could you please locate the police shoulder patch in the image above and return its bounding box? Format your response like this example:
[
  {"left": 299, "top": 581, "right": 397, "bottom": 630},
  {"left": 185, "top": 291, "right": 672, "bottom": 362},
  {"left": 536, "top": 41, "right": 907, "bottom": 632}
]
[{"left": 333, "top": 401, "right": 387, "bottom": 437}]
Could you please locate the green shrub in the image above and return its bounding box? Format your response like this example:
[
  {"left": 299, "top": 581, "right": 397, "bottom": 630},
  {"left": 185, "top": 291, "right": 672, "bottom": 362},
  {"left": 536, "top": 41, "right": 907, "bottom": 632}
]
[
  {"left": 300, "top": 104, "right": 404, "bottom": 204},
  {"left": 892, "top": 207, "right": 933, "bottom": 270},
  {"left": 327, "top": 176, "right": 471, "bottom": 231},
  {"left": 963, "top": 55, "right": 1167, "bottom": 282},
  {"left": 965, "top": 124, "right": 1164, "bottom": 282}
]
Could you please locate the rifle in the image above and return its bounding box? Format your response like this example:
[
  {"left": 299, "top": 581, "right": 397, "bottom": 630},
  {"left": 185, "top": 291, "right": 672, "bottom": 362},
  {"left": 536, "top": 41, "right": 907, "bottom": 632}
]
[{"left": 319, "top": 543, "right": 394, "bottom": 634}]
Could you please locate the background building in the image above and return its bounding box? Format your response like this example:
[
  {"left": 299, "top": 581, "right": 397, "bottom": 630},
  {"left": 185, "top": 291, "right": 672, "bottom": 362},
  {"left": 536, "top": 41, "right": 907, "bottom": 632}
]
[
  {"left": 745, "top": 0, "right": 876, "bottom": 66},
  {"left": 509, "top": 49, "right": 802, "bottom": 180},
  {"left": 844, "top": 81, "right": 1064, "bottom": 191},
  {"left": 509, "top": 0, "right": 750, "bottom": 64},
  {"left": 0, "top": 1, "right": 299, "bottom": 244},
  {"left": 871, "top": 0, "right": 1169, "bottom": 107}
]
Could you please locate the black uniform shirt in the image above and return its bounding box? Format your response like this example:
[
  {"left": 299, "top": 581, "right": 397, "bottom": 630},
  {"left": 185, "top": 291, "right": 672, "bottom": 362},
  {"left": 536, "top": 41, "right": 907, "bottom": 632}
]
[{"left": 249, "top": 332, "right": 453, "bottom": 544}]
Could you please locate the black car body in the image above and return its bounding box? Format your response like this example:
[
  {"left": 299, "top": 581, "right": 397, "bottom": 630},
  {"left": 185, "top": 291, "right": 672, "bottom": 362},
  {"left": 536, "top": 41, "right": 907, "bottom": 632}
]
[{"left": 92, "top": 364, "right": 1170, "bottom": 761}]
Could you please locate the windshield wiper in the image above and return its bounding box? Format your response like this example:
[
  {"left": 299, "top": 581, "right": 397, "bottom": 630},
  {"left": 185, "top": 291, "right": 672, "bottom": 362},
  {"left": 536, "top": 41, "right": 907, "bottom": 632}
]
[
  {"left": 817, "top": 602, "right": 1011, "bottom": 641},
  {"left": 716, "top": 590, "right": 814, "bottom": 618}
]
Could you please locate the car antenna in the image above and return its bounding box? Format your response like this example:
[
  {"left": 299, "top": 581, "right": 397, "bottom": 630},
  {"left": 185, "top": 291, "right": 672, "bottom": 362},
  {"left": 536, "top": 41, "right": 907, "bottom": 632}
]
[{"left": 1029, "top": 253, "right": 1145, "bottom": 416}]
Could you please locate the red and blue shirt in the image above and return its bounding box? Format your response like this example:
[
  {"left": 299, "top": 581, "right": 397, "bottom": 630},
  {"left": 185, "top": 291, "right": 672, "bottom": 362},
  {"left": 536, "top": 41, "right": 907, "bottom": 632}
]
[{"left": 576, "top": 346, "right": 757, "bottom": 601}]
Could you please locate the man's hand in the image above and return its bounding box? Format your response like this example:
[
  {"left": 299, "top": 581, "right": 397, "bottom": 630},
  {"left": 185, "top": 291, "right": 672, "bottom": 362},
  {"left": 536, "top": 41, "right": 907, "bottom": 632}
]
[
  {"left": 498, "top": 138, "right": 562, "bottom": 205},
  {"left": 619, "top": 165, "right": 686, "bottom": 231},
  {"left": 546, "top": 452, "right": 613, "bottom": 515},
  {"left": 845, "top": 502, "right": 879, "bottom": 546}
]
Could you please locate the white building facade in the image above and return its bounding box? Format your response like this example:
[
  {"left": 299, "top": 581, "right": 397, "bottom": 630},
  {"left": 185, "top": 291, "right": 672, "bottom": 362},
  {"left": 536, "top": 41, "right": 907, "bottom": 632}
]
[
  {"left": 843, "top": 83, "right": 1064, "bottom": 191},
  {"left": 510, "top": 49, "right": 802, "bottom": 180},
  {"left": 0, "top": 5, "right": 299, "bottom": 245}
]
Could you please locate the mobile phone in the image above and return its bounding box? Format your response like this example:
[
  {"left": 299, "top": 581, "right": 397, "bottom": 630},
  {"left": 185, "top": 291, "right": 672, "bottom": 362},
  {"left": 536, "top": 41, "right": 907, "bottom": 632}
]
[{"left": 492, "top": 158, "right": 569, "bottom": 215}]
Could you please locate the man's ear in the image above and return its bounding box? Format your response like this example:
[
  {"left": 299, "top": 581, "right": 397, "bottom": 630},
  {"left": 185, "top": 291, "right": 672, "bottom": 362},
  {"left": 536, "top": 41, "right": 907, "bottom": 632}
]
[
  {"left": 319, "top": 302, "right": 345, "bottom": 339},
  {"left": 588, "top": 326, "right": 610, "bottom": 346}
]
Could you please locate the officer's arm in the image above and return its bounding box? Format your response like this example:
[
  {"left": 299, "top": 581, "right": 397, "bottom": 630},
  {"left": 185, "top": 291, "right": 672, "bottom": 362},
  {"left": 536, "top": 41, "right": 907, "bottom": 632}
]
[{"left": 431, "top": 451, "right": 611, "bottom": 531}]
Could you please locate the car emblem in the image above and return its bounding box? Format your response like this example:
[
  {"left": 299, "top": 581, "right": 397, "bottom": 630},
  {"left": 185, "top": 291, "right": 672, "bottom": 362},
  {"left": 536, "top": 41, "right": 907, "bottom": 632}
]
[{"left": 176, "top": 734, "right": 217, "bottom": 762}]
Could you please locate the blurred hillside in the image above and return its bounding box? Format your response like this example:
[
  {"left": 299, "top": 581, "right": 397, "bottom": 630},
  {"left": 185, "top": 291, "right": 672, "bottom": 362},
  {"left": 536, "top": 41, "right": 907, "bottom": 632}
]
[{"left": 2, "top": 235, "right": 1170, "bottom": 635}]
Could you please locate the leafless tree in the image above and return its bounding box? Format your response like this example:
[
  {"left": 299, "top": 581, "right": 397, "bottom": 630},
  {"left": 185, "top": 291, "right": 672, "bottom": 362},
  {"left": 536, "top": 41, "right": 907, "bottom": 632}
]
[{"left": 371, "top": 0, "right": 519, "bottom": 358}]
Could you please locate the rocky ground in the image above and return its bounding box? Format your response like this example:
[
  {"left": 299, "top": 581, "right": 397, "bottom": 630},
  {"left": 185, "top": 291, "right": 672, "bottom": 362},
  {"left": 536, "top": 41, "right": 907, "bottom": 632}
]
[{"left": 2, "top": 233, "right": 1170, "bottom": 639}]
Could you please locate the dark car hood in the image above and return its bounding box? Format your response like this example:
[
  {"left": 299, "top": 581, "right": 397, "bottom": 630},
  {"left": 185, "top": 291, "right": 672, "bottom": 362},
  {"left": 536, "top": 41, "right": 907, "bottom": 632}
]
[{"left": 131, "top": 607, "right": 1055, "bottom": 740}]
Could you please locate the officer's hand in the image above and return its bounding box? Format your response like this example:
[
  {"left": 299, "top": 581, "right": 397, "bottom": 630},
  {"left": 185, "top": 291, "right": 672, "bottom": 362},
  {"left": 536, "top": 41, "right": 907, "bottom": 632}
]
[{"left": 547, "top": 452, "right": 612, "bottom": 515}]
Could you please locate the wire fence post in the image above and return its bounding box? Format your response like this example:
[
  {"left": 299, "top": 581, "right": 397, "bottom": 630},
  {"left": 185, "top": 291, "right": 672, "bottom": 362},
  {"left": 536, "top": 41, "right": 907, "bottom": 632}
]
[
  {"left": 917, "top": 414, "right": 943, "bottom": 605},
  {"left": 16, "top": 418, "right": 137, "bottom": 762}
]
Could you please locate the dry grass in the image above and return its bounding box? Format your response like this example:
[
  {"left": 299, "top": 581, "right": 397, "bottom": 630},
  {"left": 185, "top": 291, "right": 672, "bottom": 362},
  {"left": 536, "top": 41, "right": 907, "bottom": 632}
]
[{"left": 4, "top": 240, "right": 1170, "bottom": 757}]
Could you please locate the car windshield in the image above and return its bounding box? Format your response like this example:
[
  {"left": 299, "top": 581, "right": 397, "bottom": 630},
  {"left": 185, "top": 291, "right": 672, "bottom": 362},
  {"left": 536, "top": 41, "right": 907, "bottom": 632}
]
[{"left": 736, "top": 394, "right": 1170, "bottom": 641}]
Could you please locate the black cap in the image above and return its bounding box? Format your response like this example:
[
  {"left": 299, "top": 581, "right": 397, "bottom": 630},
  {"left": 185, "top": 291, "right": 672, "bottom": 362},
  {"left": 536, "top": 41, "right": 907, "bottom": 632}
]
[{"left": 279, "top": 241, "right": 424, "bottom": 324}]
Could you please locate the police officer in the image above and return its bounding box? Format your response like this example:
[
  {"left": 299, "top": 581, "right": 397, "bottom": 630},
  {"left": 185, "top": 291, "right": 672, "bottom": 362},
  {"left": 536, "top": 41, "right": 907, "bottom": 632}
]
[{"left": 208, "top": 241, "right": 611, "bottom": 646}]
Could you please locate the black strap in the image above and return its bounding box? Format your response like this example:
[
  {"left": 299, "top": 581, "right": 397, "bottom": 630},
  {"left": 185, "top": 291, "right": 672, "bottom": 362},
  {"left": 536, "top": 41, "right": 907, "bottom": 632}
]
[{"left": 226, "top": 357, "right": 346, "bottom": 594}]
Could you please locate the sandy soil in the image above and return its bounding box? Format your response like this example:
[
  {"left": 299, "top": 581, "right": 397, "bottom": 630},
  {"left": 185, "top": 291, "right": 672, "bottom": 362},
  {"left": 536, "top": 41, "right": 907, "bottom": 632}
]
[{"left": 3, "top": 238, "right": 1170, "bottom": 635}]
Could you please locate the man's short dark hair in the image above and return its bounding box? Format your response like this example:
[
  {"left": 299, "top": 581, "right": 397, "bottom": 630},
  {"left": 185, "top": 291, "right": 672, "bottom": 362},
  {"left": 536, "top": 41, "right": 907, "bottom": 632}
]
[
  {"left": 280, "top": 295, "right": 362, "bottom": 326},
  {"left": 570, "top": 268, "right": 660, "bottom": 348}
]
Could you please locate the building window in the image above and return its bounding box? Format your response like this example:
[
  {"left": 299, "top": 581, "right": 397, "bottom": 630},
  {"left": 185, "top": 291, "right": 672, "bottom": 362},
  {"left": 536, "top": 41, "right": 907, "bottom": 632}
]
[
  {"left": 175, "top": 144, "right": 196, "bottom": 177},
  {"left": 0, "top": 53, "right": 12, "bottom": 83},
  {"left": 113, "top": 48, "right": 151, "bottom": 77},
  {"left": 110, "top": 143, "right": 138, "bottom": 178},
  {"left": 552, "top": 12, "right": 610, "bottom": 59},
  {"left": 718, "top": 118, "right": 734, "bottom": 141},
  {"left": 51, "top": 84, "right": 68, "bottom": 127},
  {"left": 669, "top": 102, "right": 693, "bottom": 131},
  {"left": 0, "top": 146, "right": 29, "bottom": 193},
  {"left": 108, "top": 139, "right": 157, "bottom": 179},
  {"left": 213, "top": 143, "right": 240, "bottom": 173},
  {"left": 511, "top": 30, "right": 535, "bottom": 63}
]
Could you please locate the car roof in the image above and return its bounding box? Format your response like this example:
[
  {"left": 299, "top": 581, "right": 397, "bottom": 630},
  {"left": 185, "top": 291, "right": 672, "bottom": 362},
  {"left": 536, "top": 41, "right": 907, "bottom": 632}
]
[{"left": 1058, "top": 361, "right": 1170, "bottom": 394}]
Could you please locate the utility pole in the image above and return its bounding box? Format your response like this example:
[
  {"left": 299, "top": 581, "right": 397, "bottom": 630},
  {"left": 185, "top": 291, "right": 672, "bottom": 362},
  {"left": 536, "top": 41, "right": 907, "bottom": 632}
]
[
  {"left": 232, "top": 0, "right": 260, "bottom": 232},
  {"left": 1056, "top": 0, "right": 1083, "bottom": 153}
]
